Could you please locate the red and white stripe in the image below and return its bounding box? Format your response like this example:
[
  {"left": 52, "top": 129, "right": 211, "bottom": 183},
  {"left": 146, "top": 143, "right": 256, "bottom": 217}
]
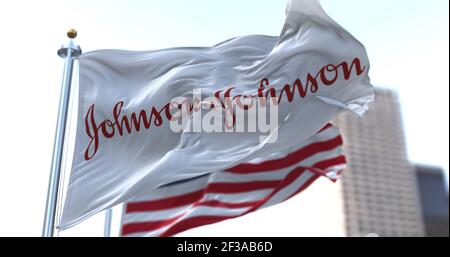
[{"left": 120, "top": 123, "right": 346, "bottom": 237}]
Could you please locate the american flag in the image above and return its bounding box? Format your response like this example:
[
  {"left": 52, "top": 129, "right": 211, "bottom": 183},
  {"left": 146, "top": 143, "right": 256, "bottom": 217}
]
[{"left": 120, "top": 123, "right": 346, "bottom": 236}]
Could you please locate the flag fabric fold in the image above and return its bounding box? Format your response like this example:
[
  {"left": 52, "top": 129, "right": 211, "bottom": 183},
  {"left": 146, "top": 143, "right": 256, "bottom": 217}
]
[
  {"left": 60, "top": 0, "right": 374, "bottom": 230},
  {"left": 120, "top": 123, "right": 345, "bottom": 236}
]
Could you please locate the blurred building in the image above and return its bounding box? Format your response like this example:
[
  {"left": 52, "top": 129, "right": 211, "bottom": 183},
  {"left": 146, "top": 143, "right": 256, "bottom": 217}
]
[
  {"left": 333, "top": 89, "right": 425, "bottom": 236},
  {"left": 415, "top": 165, "right": 449, "bottom": 237}
]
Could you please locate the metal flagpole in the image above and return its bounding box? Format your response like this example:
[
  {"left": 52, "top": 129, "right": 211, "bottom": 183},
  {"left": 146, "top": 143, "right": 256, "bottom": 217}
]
[
  {"left": 42, "top": 29, "right": 82, "bottom": 237},
  {"left": 103, "top": 209, "right": 113, "bottom": 237}
]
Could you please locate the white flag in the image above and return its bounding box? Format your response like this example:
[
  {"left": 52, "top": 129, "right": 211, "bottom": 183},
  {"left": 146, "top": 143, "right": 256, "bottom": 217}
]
[{"left": 60, "top": 0, "right": 374, "bottom": 229}]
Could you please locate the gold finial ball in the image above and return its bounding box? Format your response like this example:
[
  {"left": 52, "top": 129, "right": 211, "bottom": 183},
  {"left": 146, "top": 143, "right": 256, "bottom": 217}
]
[{"left": 67, "top": 29, "right": 77, "bottom": 39}]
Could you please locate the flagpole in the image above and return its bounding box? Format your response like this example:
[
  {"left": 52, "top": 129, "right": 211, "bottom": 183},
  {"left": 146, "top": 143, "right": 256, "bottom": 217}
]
[
  {"left": 103, "top": 209, "right": 113, "bottom": 237},
  {"left": 42, "top": 29, "right": 82, "bottom": 237}
]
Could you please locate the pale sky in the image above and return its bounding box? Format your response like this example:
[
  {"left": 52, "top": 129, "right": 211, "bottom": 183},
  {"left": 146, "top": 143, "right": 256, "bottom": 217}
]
[{"left": 0, "top": 0, "right": 448, "bottom": 236}]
